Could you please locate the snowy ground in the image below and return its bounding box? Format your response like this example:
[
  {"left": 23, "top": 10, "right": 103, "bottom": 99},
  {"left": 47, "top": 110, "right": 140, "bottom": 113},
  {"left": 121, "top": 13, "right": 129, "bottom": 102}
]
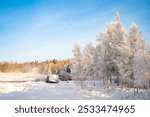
[{"left": 0, "top": 73, "right": 150, "bottom": 100}]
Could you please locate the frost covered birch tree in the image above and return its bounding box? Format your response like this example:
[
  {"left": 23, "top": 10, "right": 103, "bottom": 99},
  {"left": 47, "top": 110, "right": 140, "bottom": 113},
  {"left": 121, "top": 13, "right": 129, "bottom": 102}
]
[
  {"left": 93, "top": 43, "right": 103, "bottom": 84},
  {"left": 128, "top": 23, "right": 150, "bottom": 94},
  {"left": 71, "top": 43, "right": 84, "bottom": 89},
  {"left": 72, "top": 43, "right": 95, "bottom": 89},
  {"left": 95, "top": 12, "right": 128, "bottom": 88},
  {"left": 97, "top": 33, "right": 113, "bottom": 88},
  {"left": 82, "top": 43, "right": 95, "bottom": 86}
]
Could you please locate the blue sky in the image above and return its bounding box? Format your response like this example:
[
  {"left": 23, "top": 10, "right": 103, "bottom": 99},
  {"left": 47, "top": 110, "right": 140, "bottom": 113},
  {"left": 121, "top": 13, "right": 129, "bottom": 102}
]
[{"left": 0, "top": 0, "right": 150, "bottom": 62}]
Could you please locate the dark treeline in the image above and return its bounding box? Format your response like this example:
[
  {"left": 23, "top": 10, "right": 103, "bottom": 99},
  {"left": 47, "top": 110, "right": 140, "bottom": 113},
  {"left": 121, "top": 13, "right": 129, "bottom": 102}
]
[{"left": 0, "top": 59, "right": 70, "bottom": 74}]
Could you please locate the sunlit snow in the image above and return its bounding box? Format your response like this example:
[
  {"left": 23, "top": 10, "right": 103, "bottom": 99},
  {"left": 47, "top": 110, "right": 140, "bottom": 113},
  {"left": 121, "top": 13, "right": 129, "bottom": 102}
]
[{"left": 0, "top": 73, "right": 150, "bottom": 100}]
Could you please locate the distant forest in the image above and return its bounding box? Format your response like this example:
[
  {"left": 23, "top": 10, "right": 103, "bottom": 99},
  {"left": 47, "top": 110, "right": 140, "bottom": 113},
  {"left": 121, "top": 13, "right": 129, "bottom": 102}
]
[{"left": 0, "top": 59, "right": 70, "bottom": 74}]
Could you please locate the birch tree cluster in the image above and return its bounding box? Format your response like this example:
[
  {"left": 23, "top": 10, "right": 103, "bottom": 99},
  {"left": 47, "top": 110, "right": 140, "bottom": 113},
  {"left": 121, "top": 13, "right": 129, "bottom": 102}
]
[{"left": 71, "top": 12, "right": 150, "bottom": 94}]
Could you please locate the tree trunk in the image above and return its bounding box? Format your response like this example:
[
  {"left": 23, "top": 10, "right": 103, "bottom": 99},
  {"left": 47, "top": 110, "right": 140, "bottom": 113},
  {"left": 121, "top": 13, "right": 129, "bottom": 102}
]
[
  {"left": 102, "top": 75, "right": 105, "bottom": 85},
  {"left": 147, "top": 84, "right": 150, "bottom": 95},
  {"left": 134, "top": 86, "right": 138, "bottom": 95},
  {"left": 137, "top": 87, "right": 139, "bottom": 94},
  {"left": 92, "top": 76, "right": 95, "bottom": 87},
  {"left": 117, "top": 74, "right": 119, "bottom": 86},
  {"left": 80, "top": 80, "right": 84, "bottom": 89},
  {"left": 110, "top": 76, "right": 112, "bottom": 85}
]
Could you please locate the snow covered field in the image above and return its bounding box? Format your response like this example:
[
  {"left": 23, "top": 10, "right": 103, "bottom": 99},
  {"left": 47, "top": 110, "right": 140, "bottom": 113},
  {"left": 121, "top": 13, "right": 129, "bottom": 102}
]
[{"left": 0, "top": 73, "right": 150, "bottom": 100}]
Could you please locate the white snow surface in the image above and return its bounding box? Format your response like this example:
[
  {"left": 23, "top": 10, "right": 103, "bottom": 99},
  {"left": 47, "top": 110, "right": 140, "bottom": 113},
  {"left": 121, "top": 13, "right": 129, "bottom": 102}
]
[
  {"left": 0, "top": 73, "right": 46, "bottom": 82},
  {"left": 0, "top": 73, "right": 150, "bottom": 100}
]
